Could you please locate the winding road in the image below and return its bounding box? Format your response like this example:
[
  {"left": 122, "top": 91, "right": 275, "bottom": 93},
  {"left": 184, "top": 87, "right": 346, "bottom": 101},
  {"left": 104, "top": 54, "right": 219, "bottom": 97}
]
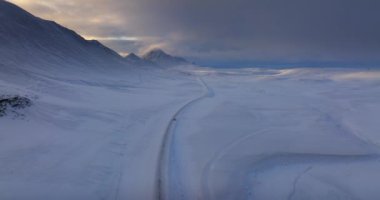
[{"left": 156, "top": 76, "right": 213, "bottom": 200}]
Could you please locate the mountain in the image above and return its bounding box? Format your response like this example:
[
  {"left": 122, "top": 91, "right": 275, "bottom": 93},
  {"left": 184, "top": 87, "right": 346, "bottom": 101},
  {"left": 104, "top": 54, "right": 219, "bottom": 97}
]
[
  {"left": 125, "top": 53, "right": 142, "bottom": 62},
  {"left": 142, "top": 49, "right": 190, "bottom": 66},
  {"left": 0, "top": 0, "right": 126, "bottom": 74},
  {"left": 124, "top": 53, "right": 157, "bottom": 67},
  {"left": 0, "top": 0, "right": 194, "bottom": 77}
]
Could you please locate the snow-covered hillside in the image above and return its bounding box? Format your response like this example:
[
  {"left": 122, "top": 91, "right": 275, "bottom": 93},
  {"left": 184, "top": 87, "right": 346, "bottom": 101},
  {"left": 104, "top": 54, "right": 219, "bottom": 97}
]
[{"left": 0, "top": 1, "right": 127, "bottom": 71}]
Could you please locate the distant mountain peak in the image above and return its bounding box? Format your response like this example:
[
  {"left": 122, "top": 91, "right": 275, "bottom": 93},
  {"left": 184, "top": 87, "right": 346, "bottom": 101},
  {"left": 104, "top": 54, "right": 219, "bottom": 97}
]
[
  {"left": 142, "top": 49, "right": 189, "bottom": 66},
  {"left": 125, "top": 53, "right": 141, "bottom": 60},
  {"left": 124, "top": 52, "right": 155, "bottom": 66},
  {"left": 128, "top": 52, "right": 138, "bottom": 56},
  {"left": 148, "top": 48, "right": 166, "bottom": 54},
  {"left": 143, "top": 48, "right": 169, "bottom": 59}
]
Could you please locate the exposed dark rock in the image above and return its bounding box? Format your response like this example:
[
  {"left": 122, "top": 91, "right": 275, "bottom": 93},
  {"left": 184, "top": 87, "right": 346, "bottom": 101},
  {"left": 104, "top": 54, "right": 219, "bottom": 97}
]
[{"left": 0, "top": 96, "right": 32, "bottom": 117}]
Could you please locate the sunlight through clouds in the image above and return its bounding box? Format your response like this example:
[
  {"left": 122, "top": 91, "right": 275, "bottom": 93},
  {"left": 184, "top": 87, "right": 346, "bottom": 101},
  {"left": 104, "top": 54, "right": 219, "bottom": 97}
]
[
  {"left": 7, "top": 0, "right": 380, "bottom": 67},
  {"left": 84, "top": 36, "right": 140, "bottom": 41}
]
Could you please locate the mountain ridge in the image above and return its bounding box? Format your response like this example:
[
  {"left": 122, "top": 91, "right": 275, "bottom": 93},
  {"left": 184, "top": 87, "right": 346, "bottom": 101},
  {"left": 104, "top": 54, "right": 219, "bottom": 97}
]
[{"left": 0, "top": 0, "right": 193, "bottom": 73}]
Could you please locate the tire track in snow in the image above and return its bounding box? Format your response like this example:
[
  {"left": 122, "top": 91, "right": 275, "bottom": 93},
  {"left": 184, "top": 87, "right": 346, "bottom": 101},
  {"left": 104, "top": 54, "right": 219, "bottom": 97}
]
[
  {"left": 200, "top": 115, "right": 380, "bottom": 199},
  {"left": 287, "top": 166, "right": 313, "bottom": 200},
  {"left": 204, "top": 152, "right": 380, "bottom": 200},
  {"left": 201, "top": 99, "right": 380, "bottom": 200},
  {"left": 156, "top": 77, "right": 213, "bottom": 200},
  {"left": 201, "top": 129, "right": 270, "bottom": 200}
]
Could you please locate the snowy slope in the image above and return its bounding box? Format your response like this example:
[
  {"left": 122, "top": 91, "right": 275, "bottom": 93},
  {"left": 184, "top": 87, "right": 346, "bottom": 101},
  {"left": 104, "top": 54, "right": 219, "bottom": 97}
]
[{"left": 0, "top": 0, "right": 127, "bottom": 75}]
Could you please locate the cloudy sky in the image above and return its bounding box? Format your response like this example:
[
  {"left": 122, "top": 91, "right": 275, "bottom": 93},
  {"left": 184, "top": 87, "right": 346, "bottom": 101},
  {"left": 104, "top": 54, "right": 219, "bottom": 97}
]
[{"left": 8, "top": 0, "right": 380, "bottom": 67}]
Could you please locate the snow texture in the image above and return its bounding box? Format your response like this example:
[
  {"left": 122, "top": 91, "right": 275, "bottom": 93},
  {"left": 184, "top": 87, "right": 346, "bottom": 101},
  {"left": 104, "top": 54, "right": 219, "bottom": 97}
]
[{"left": 1, "top": 1, "right": 380, "bottom": 200}]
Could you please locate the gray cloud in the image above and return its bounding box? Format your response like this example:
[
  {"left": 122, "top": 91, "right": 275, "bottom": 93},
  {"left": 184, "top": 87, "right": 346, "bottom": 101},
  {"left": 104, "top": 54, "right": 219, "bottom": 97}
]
[{"left": 9, "top": 0, "right": 380, "bottom": 66}]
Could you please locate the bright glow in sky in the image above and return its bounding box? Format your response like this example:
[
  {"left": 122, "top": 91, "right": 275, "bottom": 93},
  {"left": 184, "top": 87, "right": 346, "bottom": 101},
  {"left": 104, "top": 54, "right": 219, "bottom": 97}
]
[
  {"left": 8, "top": 0, "right": 147, "bottom": 55},
  {"left": 84, "top": 36, "right": 140, "bottom": 42}
]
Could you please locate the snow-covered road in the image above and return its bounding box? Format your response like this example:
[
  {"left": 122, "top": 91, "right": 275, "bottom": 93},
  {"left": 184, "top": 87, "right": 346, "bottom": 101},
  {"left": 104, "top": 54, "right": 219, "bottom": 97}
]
[
  {"left": 158, "top": 77, "right": 213, "bottom": 200},
  {"left": 1, "top": 67, "right": 380, "bottom": 200}
]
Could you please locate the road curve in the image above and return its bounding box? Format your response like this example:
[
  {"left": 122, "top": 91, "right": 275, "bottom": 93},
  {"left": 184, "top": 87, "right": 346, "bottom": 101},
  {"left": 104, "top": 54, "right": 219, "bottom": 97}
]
[{"left": 156, "top": 76, "right": 213, "bottom": 200}]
